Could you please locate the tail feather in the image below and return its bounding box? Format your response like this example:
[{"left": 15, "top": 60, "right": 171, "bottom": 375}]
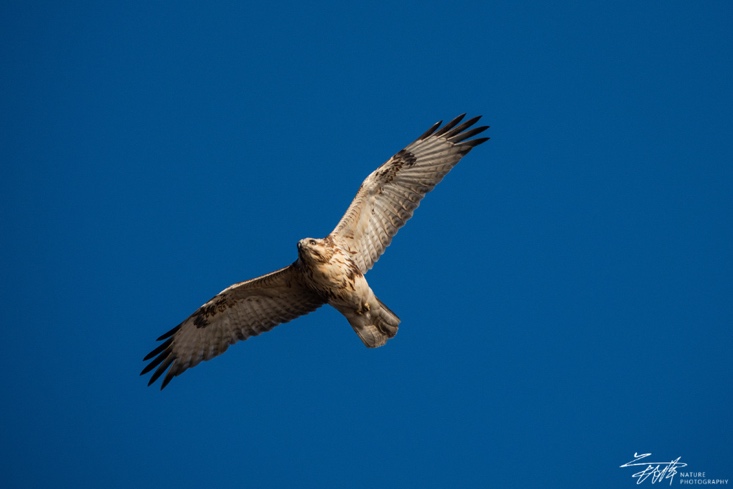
[
  {"left": 375, "top": 298, "right": 399, "bottom": 336},
  {"left": 350, "top": 298, "right": 400, "bottom": 348}
]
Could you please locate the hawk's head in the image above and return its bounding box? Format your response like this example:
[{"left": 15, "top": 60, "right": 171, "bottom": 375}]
[{"left": 297, "top": 237, "right": 334, "bottom": 264}]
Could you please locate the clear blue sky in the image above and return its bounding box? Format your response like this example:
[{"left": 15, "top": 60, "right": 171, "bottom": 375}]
[{"left": 2, "top": 1, "right": 731, "bottom": 488}]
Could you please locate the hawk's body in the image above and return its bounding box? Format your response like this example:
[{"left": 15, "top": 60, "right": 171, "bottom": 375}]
[
  {"left": 142, "top": 114, "right": 489, "bottom": 389},
  {"left": 296, "top": 236, "right": 399, "bottom": 348}
]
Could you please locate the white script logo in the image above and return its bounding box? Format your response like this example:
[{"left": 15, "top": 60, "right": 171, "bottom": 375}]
[{"left": 620, "top": 452, "right": 687, "bottom": 485}]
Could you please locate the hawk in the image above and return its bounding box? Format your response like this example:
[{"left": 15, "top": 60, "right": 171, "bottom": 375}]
[{"left": 142, "top": 114, "right": 489, "bottom": 389}]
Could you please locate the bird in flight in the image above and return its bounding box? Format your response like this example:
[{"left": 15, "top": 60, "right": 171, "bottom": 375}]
[{"left": 142, "top": 114, "right": 489, "bottom": 389}]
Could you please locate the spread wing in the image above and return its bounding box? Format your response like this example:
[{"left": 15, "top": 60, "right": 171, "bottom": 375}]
[
  {"left": 141, "top": 264, "right": 323, "bottom": 389},
  {"left": 330, "top": 114, "right": 489, "bottom": 273}
]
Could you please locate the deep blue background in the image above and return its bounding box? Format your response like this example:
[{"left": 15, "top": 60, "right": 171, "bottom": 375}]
[{"left": 2, "top": 2, "right": 731, "bottom": 487}]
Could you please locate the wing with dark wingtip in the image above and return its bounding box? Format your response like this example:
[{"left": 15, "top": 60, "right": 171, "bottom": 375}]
[
  {"left": 141, "top": 264, "right": 324, "bottom": 389},
  {"left": 330, "top": 114, "right": 489, "bottom": 273}
]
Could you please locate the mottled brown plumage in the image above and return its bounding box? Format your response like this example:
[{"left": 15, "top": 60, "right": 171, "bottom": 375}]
[{"left": 141, "top": 114, "right": 489, "bottom": 389}]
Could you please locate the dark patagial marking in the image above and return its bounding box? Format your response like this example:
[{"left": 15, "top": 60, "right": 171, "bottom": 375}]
[
  {"left": 396, "top": 149, "right": 417, "bottom": 167},
  {"left": 193, "top": 296, "right": 231, "bottom": 328},
  {"left": 377, "top": 149, "right": 416, "bottom": 185}
]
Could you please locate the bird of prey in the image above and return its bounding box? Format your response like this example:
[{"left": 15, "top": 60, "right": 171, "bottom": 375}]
[{"left": 142, "top": 114, "right": 489, "bottom": 389}]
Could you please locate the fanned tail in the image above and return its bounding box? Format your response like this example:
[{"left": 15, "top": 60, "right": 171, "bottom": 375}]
[{"left": 350, "top": 298, "right": 400, "bottom": 348}]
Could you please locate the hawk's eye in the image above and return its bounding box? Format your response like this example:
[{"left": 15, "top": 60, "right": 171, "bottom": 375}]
[{"left": 309, "top": 239, "right": 316, "bottom": 245}]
